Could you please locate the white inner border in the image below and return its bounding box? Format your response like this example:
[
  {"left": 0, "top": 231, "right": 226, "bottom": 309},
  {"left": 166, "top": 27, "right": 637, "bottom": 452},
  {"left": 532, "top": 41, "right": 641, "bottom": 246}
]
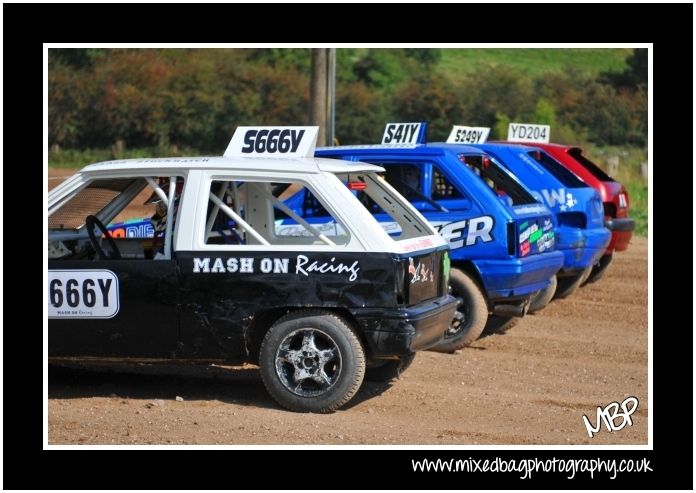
[{"left": 43, "top": 43, "right": 653, "bottom": 451}]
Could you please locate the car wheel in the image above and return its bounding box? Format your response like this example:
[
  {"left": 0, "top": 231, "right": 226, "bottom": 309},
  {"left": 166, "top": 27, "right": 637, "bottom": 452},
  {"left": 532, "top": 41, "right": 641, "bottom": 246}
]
[
  {"left": 365, "top": 353, "right": 416, "bottom": 382},
  {"left": 429, "top": 268, "right": 488, "bottom": 353},
  {"left": 483, "top": 315, "right": 520, "bottom": 336},
  {"left": 554, "top": 267, "right": 592, "bottom": 299},
  {"left": 259, "top": 309, "right": 365, "bottom": 413},
  {"left": 528, "top": 275, "right": 558, "bottom": 313},
  {"left": 583, "top": 253, "right": 613, "bottom": 285}
]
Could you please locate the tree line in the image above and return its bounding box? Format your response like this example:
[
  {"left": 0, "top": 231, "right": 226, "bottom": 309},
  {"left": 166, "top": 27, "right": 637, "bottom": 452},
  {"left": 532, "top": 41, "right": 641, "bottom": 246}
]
[{"left": 49, "top": 48, "right": 647, "bottom": 152}]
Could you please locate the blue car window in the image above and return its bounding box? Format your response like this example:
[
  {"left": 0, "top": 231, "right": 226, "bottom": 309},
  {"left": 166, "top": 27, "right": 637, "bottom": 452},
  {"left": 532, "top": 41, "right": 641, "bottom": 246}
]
[
  {"left": 527, "top": 151, "right": 587, "bottom": 188},
  {"left": 431, "top": 166, "right": 463, "bottom": 200}
]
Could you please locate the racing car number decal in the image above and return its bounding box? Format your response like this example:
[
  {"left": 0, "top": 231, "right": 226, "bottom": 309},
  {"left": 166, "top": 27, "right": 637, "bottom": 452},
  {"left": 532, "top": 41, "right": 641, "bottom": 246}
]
[
  {"left": 48, "top": 270, "right": 120, "bottom": 319},
  {"left": 507, "top": 123, "right": 550, "bottom": 143},
  {"left": 382, "top": 122, "right": 424, "bottom": 145},
  {"left": 224, "top": 126, "right": 319, "bottom": 158},
  {"left": 446, "top": 126, "right": 490, "bottom": 144}
]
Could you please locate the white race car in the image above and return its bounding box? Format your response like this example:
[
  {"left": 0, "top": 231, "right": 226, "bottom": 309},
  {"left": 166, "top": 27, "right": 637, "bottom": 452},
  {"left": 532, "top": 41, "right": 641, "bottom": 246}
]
[{"left": 48, "top": 126, "right": 457, "bottom": 412}]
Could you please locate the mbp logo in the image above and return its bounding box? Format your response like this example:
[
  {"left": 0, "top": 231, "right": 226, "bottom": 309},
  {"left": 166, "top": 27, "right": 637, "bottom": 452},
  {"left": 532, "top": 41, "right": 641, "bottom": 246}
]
[{"left": 581, "top": 396, "right": 639, "bottom": 438}]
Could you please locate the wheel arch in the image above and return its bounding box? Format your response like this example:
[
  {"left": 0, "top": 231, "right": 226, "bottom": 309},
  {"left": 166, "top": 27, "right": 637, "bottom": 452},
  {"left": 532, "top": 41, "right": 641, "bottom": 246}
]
[{"left": 245, "top": 306, "right": 363, "bottom": 364}]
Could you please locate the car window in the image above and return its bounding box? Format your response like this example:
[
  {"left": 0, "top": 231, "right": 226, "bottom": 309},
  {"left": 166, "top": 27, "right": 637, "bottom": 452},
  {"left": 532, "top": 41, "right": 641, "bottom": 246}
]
[
  {"left": 431, "top": 166, "right": 464, "bottom": 200},
  {"left": 204, "top": 179, "right": 350, "bottom": 247},
  {"left": 458, "top": 154, "right": 537, "bottom": 206},
  {"left": 526, "top": 150, "right": 587, "bottom": 188},
  {"left": 48, "top": 175, "right": 185, "bottom": 260}
]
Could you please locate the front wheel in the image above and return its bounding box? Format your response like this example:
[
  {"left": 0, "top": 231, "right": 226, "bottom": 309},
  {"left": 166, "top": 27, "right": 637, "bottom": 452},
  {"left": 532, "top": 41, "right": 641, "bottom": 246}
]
[
  {"left": 365, "top": 353, "right": 416, "bottom": 382},
  {"left": 259, "top": 310, "right": 365, "bottom": 413},
  {"left": 528, "top": 275, "right": 557, "bottom": 313},
  {"left": 429, "top": 269, "right": 488, "bottom": 353}
]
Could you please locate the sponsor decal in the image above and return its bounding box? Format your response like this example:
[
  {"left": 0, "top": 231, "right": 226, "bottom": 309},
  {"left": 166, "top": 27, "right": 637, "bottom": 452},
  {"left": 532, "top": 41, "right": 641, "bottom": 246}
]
[
  {"left": 446, "top": 125, "right": 490, "bottom": 144},
  {"left": 520, "top": 240, "right": 531, "bottom": 257},
  {"left": 48, "top": 270, "right": 119, "bottom": 319},
  {"left": 531, "top": 188, "right": 578, "bottom": 211},
  {"left": 397, "top": 236, "right": 435, "bottom": 253},
  {"left": 518, "top": 219, "right": 556, "bottom": 255},
  {"left": 433, "top": 216, "right": 494, "bottom": 249},
  {"left": 408, "top": 257, "right": 433, "bottom": 284},
  {"left": 192, "top": 255, "right": 360, "bottom": 282},
  {"left": 374, "top": 217, "right": 494, "bottom": 249},
  {"left": 507, "top": 123, "right": 550, "bottom": 143}
]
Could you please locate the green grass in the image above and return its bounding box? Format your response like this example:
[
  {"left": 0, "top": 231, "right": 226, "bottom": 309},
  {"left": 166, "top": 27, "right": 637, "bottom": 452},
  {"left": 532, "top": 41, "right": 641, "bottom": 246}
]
[
  {"left": 438, "top": 48, "right": 631, "bottom": 79},
  {"left": 583, "top": 144, "right": 648, "bottom": 237},
  {"left": 624, "top": 181, "right": 648, "bottom": 237}
]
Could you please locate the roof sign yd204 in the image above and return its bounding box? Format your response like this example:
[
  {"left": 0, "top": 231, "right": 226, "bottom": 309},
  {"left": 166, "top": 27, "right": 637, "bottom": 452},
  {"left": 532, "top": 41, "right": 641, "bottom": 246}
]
[
  {"left": 507, "top": 123, "right": 550, "bottom": 144},
  {"left": 381, "top": 122, "right": 427, "bottom": 145},
  {"left": 446, "top": 125, "right": 491, "bottom": 144},
  {"left": 224, "top": 126, "right": 319, "bottom": 158}
]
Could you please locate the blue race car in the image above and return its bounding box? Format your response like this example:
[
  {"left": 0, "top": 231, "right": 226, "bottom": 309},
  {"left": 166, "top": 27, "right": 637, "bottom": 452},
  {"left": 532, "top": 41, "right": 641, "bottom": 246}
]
[
  {"left": 303, "top": 123, "right": 564, "bottom": 352},
  {"left": 462, "top": 140, "right": 611, "bottom": 299}
]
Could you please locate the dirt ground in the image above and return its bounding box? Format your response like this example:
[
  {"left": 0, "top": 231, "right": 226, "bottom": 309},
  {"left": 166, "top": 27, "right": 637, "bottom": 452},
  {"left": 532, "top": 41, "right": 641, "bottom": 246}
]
[{"left": 47, "top": 168, "right": 649, "bottom": 446}]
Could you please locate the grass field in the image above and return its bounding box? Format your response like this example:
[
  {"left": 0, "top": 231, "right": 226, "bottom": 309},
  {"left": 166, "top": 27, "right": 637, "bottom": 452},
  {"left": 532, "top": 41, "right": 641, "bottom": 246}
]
[{"left": 438, "top": 48, "right": 631, "bottom": 79}]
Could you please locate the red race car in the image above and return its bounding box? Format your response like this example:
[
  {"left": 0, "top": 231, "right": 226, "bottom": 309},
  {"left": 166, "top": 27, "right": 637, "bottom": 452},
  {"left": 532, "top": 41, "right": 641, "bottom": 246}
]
[{"left": 522, "top": 143, "right": 635, "bottom": 283}]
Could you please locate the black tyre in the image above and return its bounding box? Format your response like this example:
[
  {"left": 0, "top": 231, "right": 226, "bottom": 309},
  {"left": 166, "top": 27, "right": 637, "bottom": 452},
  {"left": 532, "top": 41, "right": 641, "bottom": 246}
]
[
  {"left": 554, "top": 267, "right": 592, "bottom": 299},
  {"left": 583, "top": 253, "right": 613, "bottom": 285},
  {"left": 528, "top": 275, "right": 557, "bottom": 313},
  {"left": 482, "top": 315, "right": 519, "bottom": 336},
  {"left": 430, "top": 269, "right": 488, "bottom": 353},
  {"left": 365, "top": 353, "right": 416, "bottom": 382},
  {"left": 259, "top": 310, "right": 365, "bottom": 413}
]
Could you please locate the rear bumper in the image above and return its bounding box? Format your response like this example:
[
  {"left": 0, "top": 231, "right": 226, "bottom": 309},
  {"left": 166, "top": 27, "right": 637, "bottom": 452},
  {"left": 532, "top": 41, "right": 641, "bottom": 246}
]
[
  {"left": 473, "top": 250, "right": 564, "bottom": 300},
  {"left": 556, "top": 225, "right": 611, "bottom": 271},
  {"left": 605, "top": 218, "right": 635, "bottom": 252},
  {"left": 353, "top": 295, "right": 458, "bottom": 357}
]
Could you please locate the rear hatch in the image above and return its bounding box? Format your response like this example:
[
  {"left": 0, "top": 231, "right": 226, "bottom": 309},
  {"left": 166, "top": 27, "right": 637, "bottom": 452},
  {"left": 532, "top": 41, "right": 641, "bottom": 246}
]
[
  {"left": 397, "top": 248, "right": 449, "bottom": 307},
  {"left": 458, "top": 153, "right": 557, "bottom": 259}
]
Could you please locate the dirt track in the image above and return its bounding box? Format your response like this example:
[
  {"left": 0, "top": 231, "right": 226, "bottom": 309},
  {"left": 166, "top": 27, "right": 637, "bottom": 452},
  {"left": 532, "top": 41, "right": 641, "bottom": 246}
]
[{"left": 47, "top": 229, "right": 649, "bottom": 445}]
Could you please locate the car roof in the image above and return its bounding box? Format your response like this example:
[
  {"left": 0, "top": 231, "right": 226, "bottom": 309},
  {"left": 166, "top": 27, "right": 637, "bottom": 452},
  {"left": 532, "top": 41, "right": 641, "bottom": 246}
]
[
  {"left": 316, "top": 142, "right": 485, "bottom": 156},
  {"left": 79, "top": 156, "right": 384, "bottom": 175},
  {"left": 471, "top": 142, "right": 541, "bottom": 153}
]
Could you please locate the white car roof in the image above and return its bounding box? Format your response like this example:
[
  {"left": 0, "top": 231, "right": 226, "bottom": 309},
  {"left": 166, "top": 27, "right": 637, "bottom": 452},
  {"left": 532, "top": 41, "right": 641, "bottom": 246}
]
[{"left": 80, "top": 156, "right": 384, "bottom": 176}]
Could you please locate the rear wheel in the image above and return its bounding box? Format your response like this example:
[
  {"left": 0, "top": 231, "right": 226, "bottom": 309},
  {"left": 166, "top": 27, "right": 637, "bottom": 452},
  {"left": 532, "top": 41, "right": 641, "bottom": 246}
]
[
  {"left": 483, "top": 315, "right": 519, "bottom": 336},
  {"left": 429, "top": 269, "right": 488, "bottom": 353},
  {"left": 583, "top": 253, "right": 613, "bottom": 285},
  {"left": 365, "top": 353, "right": 416, "bottom": 382},
  {"left": 554, "top": 267, "right": 592, "bottom": 299},
  {"left": 528, "top": 275, "right": 557, "bottom": 313},
  {"left": 259, "top": 310, "right": 365, "bottom": 413}
]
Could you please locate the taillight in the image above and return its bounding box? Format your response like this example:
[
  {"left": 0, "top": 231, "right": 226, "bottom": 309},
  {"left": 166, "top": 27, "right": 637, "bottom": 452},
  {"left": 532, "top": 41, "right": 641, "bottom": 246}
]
[
  {"left": 618, "top": 192, "right": 628, "bottom": 209},
  {"left": 507, "top": 221, "right": 516, "bottom": 256},
  {"left": 395, "top": 260, "right": 406, "bottom": 305},
  {"left": 347, "top": 181, "right": 367, "bottom": 191}
]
